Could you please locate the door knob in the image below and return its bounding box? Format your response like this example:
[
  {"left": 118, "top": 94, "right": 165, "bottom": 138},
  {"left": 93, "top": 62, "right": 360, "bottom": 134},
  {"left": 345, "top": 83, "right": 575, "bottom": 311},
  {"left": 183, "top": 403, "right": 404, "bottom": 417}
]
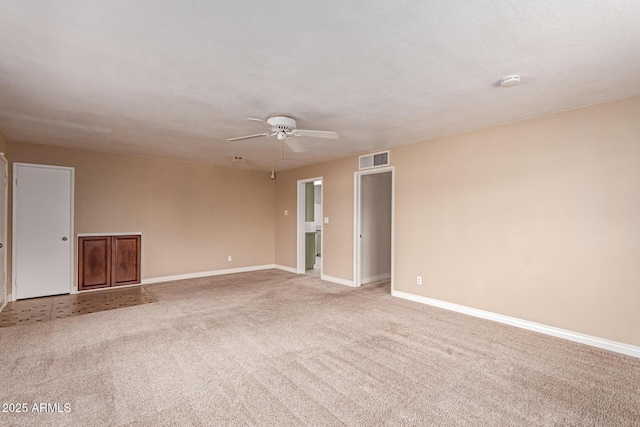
[
  {"left": 62, "top": 237, "right": 68, "bottom": 241},
  {"left": 0, "top": 243, "right": 3, "bottom": 248}
]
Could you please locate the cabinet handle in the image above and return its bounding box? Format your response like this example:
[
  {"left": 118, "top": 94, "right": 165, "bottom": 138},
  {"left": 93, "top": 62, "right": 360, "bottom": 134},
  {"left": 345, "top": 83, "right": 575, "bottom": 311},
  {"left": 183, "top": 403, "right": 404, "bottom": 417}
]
[{"left": 62, "top": 237, "right": 68, "bottom": 241}]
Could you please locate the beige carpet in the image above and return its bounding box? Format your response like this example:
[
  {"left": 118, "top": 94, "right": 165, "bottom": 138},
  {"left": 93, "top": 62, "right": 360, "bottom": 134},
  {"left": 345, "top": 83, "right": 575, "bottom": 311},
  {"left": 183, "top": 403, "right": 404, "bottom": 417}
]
[{"left": 0, "top": 270, "right": 638, "bottom": 426}]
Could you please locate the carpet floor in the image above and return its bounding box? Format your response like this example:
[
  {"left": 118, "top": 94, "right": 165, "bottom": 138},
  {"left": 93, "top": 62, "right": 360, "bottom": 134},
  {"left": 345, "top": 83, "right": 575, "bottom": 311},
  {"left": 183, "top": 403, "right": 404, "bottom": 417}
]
[{"left": 0, "top": 269, "right": 638, "bottom": 426}]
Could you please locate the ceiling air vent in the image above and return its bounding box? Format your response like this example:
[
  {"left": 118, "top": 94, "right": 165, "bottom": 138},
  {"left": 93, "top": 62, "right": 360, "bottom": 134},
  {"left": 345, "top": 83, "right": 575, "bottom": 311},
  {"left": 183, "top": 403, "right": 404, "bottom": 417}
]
[{"left": 359, "top": 151, "right": 390, "bottom": 170}]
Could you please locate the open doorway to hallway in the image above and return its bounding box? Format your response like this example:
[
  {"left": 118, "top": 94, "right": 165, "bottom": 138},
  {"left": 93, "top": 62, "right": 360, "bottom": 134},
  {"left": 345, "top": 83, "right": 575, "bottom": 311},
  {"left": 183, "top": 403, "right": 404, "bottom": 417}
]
[
  {"left": 297, "top": 177, "right": 323, "bottom": 277},
  {"left": 354, "top": 167, "right": 394, "bottom": 290},
  {"left": 305, "top": 180, "right": 323, "bottom": 277}
]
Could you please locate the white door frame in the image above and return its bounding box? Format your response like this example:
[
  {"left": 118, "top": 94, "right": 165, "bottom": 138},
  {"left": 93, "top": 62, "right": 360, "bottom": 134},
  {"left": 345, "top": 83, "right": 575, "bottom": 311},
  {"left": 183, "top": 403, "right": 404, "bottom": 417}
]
[
  {"left": 12, "top": 163, "right": 75, "bottom": 301},
  {"left": 0, "top": 153, "right": 7, "bottom": 309},
  {"left": 297, "top": 176, "right": 323, "bottom": 274},
  {"left": 353, "top": 166, "right": 395, "bottom": 290}
]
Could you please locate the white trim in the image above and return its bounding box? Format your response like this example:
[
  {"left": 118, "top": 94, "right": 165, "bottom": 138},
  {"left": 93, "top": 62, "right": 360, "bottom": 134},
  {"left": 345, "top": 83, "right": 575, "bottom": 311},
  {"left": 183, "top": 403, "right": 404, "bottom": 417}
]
[
  {"left": 77, "top": 232, "right": 143, "bottom": 237},
  {"left": 10, "top": 162, "right": 16, "bottom": 301},
  {"left": 274, "top": 264, "right": 297, "bottom": 274},
  {"left": 353, "top": 166, "right": 395, "bottom": 291},
  {"left": 12, "top": 163, "right": 75, "bottom": 300},
  {"left": 390, "top": 169, "right": 395, "bottom": 295},
  {"left": 353, "top": 174, "right": 359, "bottom": 286},
  {"left": 361, "top": 273, "right": 391, "bottom": 284},
  {"left": 319, "top": 180, "right": 323, "bottom": 277},
  {"left": 297, "top": 182, "right": 304, "bottom": 274},
  {"left": 0, "top": 153, "right": 7, "bottom": 309},
  {"left": 321, "top": 274, "right": 355, "bottom": 287},
  {"left": 391, "top": 290, "right": 640, "bottom": 359},
  {"left": 70, "top": 169, "right": 76, "bottom": 293},
  {"left": 141, "top": 264, "right": 276, "bottom": 285},
  {"left": 296, "top": 176, "right": 323, "bottom": 275}
]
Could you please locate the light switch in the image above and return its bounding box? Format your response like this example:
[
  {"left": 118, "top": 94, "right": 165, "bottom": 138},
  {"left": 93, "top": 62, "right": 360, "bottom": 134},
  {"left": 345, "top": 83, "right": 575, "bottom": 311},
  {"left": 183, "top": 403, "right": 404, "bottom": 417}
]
[
  {"left": 284, "top": 210, "right": 288, "bottom": 216},
  {"left": 324, "top": 217, "right": 329, "bottom": 224}
]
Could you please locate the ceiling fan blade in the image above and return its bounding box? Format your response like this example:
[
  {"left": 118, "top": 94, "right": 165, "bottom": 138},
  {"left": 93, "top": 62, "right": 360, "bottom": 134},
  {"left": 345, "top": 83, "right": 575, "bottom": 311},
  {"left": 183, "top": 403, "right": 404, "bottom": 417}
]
[
  {"left": 284, "top": 138, "right": 306, "bottom": 153},
  {"left": 293, "top": 129, "right": 339, "bottom": 139},
  {"left": 247, "top": 118, "right": 272, "bottom": 128},
  {"left": 227, "top": 133, "right": 270, "bottom": 141}
]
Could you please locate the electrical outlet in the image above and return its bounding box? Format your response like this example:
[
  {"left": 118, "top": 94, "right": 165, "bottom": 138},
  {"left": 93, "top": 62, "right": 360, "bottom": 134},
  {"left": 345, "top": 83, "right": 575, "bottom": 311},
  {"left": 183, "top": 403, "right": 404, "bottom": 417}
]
[
  {"left": 228, "top": 256, "right": 232, "bottom": 262},
  {"left": 417, "top": 276, "right": 422, "bottom": 285}
]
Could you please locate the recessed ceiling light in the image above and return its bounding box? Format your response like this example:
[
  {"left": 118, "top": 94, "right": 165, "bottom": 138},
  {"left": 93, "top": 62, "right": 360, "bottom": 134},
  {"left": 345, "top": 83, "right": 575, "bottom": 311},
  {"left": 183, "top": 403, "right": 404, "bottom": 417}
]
[{"left": 500, "top": 74, "right": 521, "bottom": 88}]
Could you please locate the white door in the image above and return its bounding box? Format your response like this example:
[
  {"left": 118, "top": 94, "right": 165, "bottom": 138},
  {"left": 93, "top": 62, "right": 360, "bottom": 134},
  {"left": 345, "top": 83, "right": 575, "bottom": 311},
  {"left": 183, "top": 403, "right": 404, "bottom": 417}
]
[{"left": 13, "top": 163, "right": 74, "bottom": 299}]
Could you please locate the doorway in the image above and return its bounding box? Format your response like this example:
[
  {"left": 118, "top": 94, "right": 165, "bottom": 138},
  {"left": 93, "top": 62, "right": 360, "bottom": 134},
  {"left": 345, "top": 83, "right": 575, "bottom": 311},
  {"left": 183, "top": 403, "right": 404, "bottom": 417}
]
[
  {"left": 13, "top": 163, "right": 74, "bottom": 300},
  {"left": 354, "top": 167, "right": 394, "bottom": 290},
  {"left": 296, "top": 177, "right": 322, "bottom": 276}
]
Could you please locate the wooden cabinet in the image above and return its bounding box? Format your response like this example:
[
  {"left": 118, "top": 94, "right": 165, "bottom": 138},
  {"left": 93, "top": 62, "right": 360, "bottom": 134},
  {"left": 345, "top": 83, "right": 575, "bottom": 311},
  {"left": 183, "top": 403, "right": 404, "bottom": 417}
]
[
  {"left": 78, "top": 235, "right": 141, "bottom": 291},
  {"left": 111, "top": 235, "right": 141, "bottom": 286},
  {"left": 78, "top": 236, "right": 111, "bottom": 289}
]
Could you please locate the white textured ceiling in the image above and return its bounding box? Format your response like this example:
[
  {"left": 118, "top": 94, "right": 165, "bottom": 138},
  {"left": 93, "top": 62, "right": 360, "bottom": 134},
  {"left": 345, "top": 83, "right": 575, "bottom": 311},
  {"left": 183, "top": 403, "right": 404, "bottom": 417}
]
[{"left": 1, "top": 1, "right": 639, "bottom": 171}]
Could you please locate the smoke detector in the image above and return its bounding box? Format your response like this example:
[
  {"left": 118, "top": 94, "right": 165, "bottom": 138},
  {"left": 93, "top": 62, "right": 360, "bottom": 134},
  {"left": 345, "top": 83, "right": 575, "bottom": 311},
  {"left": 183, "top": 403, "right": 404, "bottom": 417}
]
[{"left": 500, "top": 75, "right": 521, "bottom": 88}]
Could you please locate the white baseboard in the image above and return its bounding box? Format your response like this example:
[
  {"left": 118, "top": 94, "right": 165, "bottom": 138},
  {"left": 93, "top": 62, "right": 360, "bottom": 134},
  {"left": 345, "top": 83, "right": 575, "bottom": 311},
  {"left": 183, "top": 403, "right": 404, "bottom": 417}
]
[
  {"left": 142, "top": 265, "right": 355, "bottom": 289},
  {"left": 142, "top": 264, "right": 276, "bottom": 285},
  {"left": 274, "top": 264, "right": 297, "bottom": 274},
  {"left": 321, "top": 274, "right": 355, "bottom": 287},
  {"left": 273, "top": 265, "right": 355, "bottom": 288},
  {"left": 391, "top": 290, "right": 640, "bottom": 359},
  {"left": 361, "top": 273, "right": 391, "bottom": 284}
]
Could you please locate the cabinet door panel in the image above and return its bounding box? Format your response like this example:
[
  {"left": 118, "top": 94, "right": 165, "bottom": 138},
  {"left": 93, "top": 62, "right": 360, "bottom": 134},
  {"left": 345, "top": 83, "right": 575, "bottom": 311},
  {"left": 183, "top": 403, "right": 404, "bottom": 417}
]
[
  {"left": 111, "top": 235, "right": 141, "bottom": 286},
  {"left": 78, "top": 236, "right": 111, "bottom": 290}
]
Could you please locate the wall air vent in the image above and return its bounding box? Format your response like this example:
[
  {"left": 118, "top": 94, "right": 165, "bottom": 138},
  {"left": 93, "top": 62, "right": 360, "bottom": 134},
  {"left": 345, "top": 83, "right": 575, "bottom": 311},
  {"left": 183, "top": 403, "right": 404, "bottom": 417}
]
[{"left": 359, "top": 151, "right": 390, "bottom": 170}]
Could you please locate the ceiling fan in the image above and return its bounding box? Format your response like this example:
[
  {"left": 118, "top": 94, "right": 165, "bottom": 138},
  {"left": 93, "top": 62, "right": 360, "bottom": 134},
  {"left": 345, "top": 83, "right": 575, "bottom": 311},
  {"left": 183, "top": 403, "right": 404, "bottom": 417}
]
[{"left": 228, "top": 115, "right": 339, "bottom": 156}]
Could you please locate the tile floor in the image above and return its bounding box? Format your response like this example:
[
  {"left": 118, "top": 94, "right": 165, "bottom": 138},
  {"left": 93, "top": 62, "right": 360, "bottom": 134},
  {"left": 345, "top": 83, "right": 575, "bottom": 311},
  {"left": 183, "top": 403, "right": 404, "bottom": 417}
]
[
  {"left": 306, "top": 256, "right": 321, "bottom": 277},
  {"left": 0, "top": 286, "right": 157, "bottom": 328}
]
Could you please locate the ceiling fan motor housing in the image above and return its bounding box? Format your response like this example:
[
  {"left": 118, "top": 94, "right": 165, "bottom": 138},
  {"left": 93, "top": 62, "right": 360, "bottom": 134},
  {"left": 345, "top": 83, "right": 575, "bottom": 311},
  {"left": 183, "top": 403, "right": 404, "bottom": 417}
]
[{"left": 267, "top": 115, "right": 297, "bottom": 133}]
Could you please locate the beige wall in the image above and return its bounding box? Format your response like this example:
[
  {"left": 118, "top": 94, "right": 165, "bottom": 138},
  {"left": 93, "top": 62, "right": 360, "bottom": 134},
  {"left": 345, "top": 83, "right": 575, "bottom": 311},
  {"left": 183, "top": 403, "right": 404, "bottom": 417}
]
[
  {"left": 274, "top": 156, "right": 356, "bottom": 280},
  {"left": 10, "top": 143, "right": 275, "bottom": 293},
  {"left": 275, "top": 96, "right": 640, "bottom": 346},
  {"left": 0, "top": 127, "right": 8, "bottom": 154},
  {"left": 5, "top": 96, "right": 640, "bottom": 347},
  {"left": 392, "top": 96, "right": 640, "bottom": 346}
]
